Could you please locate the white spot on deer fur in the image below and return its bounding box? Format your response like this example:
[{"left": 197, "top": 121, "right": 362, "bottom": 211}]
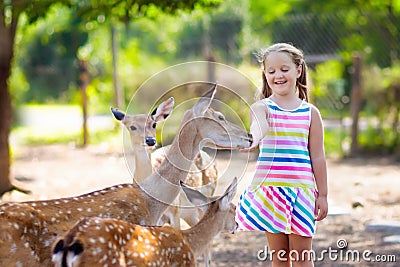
[
  {"left": 51, "top": 217, "right": 56, "bottom": 222},
  {"left": 10, "top": 243, "right": 17, "bottom": 253},
  {"left": 45, "top": 239, "right": 52, "bottom": 247},
  {"left": 16, "top": 262, "right": 23, "bottom": 267},
  {"left": 13, "top": 223, "right": 19, "bottom": 230},
  {"left": 99, "top": 237, "right": 105, "bottom": 243},
  {"left": 77, "top": 208, "right": 83, "bottom": 212}
]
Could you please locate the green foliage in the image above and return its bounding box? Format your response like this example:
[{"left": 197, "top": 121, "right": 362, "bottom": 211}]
[
  {"left": 6, "top": 0, "right": 400, "bottom": 156},
  {"left": 309, "top": 60, "right": 347, "bottom": 118},
  {"left": 14, "top": 6, "right": 88, "bottom": 103},
  {"left": 359, "top": 126, "right": 400, "bottom": 155},
  {"left": 324, "top": 127, "right": 348, "bottom": 158}
]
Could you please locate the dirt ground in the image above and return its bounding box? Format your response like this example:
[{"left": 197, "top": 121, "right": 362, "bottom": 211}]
[{"left": 2, "top": 144, "right": 400, "bottom": 266}]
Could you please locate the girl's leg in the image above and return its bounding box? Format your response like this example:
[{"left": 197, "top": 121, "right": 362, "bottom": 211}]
[
  {"left": 288, "top": 234, "right": 314, "bottom": 267},
  {"left": 265, "top": 232, "right": 291, "bottom": 267}
]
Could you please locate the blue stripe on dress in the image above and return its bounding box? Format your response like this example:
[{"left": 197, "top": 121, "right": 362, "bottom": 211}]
[
  {"left": 240, "top": 200, "right": 267, "bottom": 231},
  {"left": 258, "top": 157, "right": 311, "bottom": 164},
  {"left": 268, "top": 105, "right": 310, "bottom": 113},
  {"left": 293, "top": 209, "right": 313, "bottom": 230}
]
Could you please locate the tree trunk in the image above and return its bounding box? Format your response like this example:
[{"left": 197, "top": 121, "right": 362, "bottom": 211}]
[
  {"left": 350, "top": 53, "right": 362, "bottom": 157},
  {"left": 0, "top": 10, "right": 17, "bottom": 196}
]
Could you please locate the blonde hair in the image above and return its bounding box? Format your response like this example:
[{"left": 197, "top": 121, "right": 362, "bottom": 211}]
[{"left": 255, "top": 43, "right": 309, "bottom": 102}]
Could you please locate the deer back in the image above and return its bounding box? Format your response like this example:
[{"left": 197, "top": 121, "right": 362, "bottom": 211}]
[
  {"left": 0, "top": 203, "right": 44, "bottom": 267},
  {"left": 0, "top": 183, "right": 150, "bottom": 264}
]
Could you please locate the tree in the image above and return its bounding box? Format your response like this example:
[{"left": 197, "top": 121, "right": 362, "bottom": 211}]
[{"left": 0, "top": 0, "right": 220, "bottom": 196}]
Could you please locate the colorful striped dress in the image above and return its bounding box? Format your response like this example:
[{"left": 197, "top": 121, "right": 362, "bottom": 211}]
[{"left": 235, "top": 98, "right": 317, "bottom": 237}]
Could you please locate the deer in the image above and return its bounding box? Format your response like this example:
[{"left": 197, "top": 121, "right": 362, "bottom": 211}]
[
  {"left": 111, "top": 97, "right": 219, "bottom": 227},
  {"left": 111, "top": 98, "right": 219, "bottom": 266},
  {"left": 0, "top": 84, "right": 252, "bottom": 266},
  {"left": 51, "top": 177, "right": 238, "bottom": 267}
]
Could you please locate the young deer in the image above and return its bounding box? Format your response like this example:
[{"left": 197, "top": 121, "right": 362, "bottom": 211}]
[
  {"left": 111, "top": 97, "right": 218, "bottom": 227},
  {"left": 52, "top": 177, "right": 238, "bottom": 267},
  {"left": 0, "top": 84, "right": 252, "bottom": 266},
  {"left": 112, "top": 97, "right": 219, "bottom": 266}
]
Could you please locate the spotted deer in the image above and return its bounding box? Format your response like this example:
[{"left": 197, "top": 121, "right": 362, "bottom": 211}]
[
  {"left": 111, "top": 97, "right": 219, "bottom": 227},
  {"left": 112, "top": 98, "right": 219, "bottom": 266},
  {"left": 0, "top": 84, "right": 252, "bottom": 266},
  {"left": 51, "top": 177, "right": 238, "bottom": 267}
]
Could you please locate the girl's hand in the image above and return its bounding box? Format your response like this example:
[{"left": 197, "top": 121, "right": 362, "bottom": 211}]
[
  {"left": 239, "top": 143, "right": 258, "bottom": 152},
  {"left": 314, "top": 195, "right": 328, "bottom": 221}
]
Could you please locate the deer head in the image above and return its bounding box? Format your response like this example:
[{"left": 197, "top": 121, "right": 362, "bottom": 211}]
[{"left": 111, "top": 97, "right": 174, "bottom": 147}]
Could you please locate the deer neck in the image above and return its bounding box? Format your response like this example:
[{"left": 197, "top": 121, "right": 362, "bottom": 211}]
[
  {"left": 182, "top": 204, "right": 221, "bottom": 257},
  {"left": 131, "top": 145, "right": 153, "bottom": 181},
  {"left": 138, "top": 113, "right": 201, "bottom": 222}
]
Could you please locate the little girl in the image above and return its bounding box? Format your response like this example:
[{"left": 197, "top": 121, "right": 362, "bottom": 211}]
[{"left": 236, "top": 43, "right": 328, "bottom": 267}]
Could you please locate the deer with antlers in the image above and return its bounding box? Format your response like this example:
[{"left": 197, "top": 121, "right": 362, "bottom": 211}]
[
  {"left": 0, "top": 84, "right": 252, "bottom": 266},
  {"left": 52, "top": 177, "right": 238, "bottom": 267}
]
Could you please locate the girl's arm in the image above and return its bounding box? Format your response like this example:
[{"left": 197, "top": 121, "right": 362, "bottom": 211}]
[
  {"left": 309, "top": 105, "right": 328, "bottom": 221},
  {"left": 240, "top": 100, "right": 269, "bottom": 152}
]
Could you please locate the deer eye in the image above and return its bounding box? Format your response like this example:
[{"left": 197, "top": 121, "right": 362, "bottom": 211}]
[
  {"left": 130, "top": 125, "right": 137, "bottom": 131},
  {"left": 152, "top": 123, "right": 157, "bottom": 129},
  {"left": 218, "top": 114, "right": 225, "bottom": 121}
]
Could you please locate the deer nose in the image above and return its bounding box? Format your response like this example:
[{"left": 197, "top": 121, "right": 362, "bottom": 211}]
[
  {"left": 248, "top": 133, "right": 253, "bottom": 145},
  {"left": 145, "top": 137, "right": 156, "bottom": 146}
]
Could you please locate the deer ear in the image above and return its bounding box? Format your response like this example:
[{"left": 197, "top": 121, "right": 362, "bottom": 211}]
[
  {"left": 181, "top": 181, "right": 208, "bottom": 209},
  {"left": 69, "top": 240, "right": 84, "bottom": 256},
  {"left": 111, "top": 107, "right": 125, "bottom": 121},
  {"left": 52, "top": 239, "right": 65, "bottom": 263},
  {"left": 193, "top": 83, "right": 217, "bottom": 116},
  {"left": 220, "top": 177, "right": 238, "bottom": 211},
  {"left": 151, "top": 97, "right": 174, "bottom": 122}
]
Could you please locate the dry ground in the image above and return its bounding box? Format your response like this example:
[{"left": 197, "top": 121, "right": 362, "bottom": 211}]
[{"left": 2, "top": 144, "right": 400, "bottom": 266}]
